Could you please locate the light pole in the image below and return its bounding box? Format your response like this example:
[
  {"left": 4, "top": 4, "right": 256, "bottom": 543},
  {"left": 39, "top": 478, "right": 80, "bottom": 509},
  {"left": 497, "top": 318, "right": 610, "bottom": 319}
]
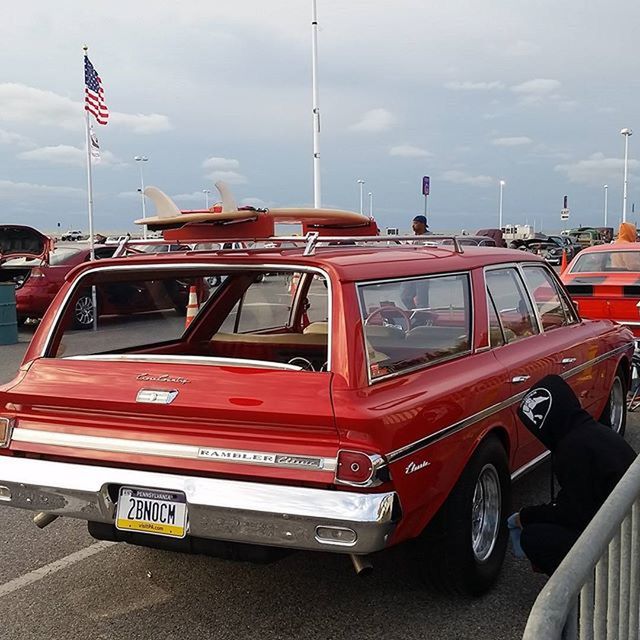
[
  {"left": 203, "top": 189, "right": 211, "bottom": 210},
  {"left": 357, "top": 179, "right": 365, "bottom": 214},
  {"left": 621, "top": 128, "right": 633, "bottom": 222},
  {"left": 498, "top": 180, "right": 505, "bottom": 229},
  {"left": 368, "top": 191, "right": 373, "bottom": 217},
  {"left": 603, "top": 184, "right": 608, "bottom": 227},
  {"left": 311, "top": 0, "right": 321, "bottom": 207},
  {"left": 134, "top": 156, "right": 149, "bottom": 239}
]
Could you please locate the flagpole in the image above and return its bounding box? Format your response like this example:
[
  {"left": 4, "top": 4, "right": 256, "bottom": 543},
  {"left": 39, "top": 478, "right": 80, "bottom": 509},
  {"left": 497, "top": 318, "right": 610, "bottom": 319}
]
[
  {"left": 83, "top": 46, "right": 96, "bottom": 262},
  {"left": 83, "top": 45, "right": 98, "bottom": 331}
]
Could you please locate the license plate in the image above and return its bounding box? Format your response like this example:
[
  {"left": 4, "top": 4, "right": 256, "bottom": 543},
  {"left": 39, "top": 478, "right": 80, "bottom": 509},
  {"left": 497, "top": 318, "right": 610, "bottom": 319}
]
[{"left": 115, "top": 486, "right": 187, "bottom": 539}]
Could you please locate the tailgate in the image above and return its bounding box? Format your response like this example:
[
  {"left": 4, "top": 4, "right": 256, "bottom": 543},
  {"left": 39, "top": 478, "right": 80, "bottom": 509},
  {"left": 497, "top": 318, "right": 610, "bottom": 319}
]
[
  {"left": 3, "top": 359, "right": 339, "bottom": 485},
  {"left": 566, "top": 279, "right": 640, "bottom": 328}
]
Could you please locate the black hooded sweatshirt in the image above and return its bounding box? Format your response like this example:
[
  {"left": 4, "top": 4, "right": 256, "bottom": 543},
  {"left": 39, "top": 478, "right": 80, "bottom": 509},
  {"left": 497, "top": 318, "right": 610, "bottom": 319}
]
[{"left": 517, "top": 375, "right": 636, "bottom": 531}]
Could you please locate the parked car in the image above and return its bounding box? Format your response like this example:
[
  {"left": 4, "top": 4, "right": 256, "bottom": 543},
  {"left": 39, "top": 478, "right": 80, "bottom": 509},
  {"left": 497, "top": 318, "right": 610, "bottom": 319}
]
[
  {"left": 441, "top": 235, "right": 497, "bottom": 247},
  {"left": 0, "top": 237, "right": 632, "bottom": 597},
  {"left": 548, "top": 234, "right": 581, "bottom": 261},
  {"left": 0, "top": 226, "right": 188, "bottom": 328},
  {"left": 60, "top": 229, "right": 85, "bottom": 241},
  {"left": 515, "top": 237, "right": 565, "bottom": 265},
  {"left": 563, "top": 227, "right": 604, "bottom": 248},
  {"left": 475, "top": 228, "right": 507, "bottom": 247},
  {"left": 561, "top": 243, "right": 640, "bottom": 338}
]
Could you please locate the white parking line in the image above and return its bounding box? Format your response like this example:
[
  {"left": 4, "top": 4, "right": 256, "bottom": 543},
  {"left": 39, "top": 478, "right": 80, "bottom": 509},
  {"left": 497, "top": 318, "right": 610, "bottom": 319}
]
[{"left": 0, "top": 541, "right": 115, "bottom": 598}]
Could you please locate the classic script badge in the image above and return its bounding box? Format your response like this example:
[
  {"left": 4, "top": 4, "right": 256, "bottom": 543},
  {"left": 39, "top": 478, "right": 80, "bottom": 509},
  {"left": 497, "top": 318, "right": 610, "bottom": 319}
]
[
  {"left": 405, "top": 460, "right": 431, "bottom": 475},
  {"left": 197, "top": 448, "right": 323, "bottom": 469},
  {"left": 136, "top": 373, "right": 190, "bottom": 385}
]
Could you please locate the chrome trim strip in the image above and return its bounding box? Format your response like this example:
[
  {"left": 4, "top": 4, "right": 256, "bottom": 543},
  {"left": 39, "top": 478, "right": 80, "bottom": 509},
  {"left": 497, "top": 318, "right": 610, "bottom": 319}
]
[
  {"left": 41, "top": 262, "right": 334, "bottom": 373},
  {"left": 11, "top": 428, "right": 338, "bottom": 473},
  {"left": 0, "top": 456, "right": 399, "bottom": 554},
  {"left": 386, "top": 343, "right": 632, "bottom": 463},
  {"left": 66, "top": 354, "right": 304, "bottom": 372},
  {"left": 511, "top": 451, "right": 550, "bottom": 481}
]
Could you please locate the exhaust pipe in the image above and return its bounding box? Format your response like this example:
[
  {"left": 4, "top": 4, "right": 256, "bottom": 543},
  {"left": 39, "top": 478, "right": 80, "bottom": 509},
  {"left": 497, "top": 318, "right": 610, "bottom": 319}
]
[
  {"left": 350, "top": 554, "right": 373, "bottom": 576},
  {"left": 33, "top": 512, "right": 58, "bottom": 529}
]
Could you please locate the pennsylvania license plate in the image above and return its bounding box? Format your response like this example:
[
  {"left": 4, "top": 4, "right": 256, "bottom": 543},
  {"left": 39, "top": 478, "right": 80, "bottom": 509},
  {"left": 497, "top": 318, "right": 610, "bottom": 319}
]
[{"left": 116, "top": 487, "right": 187, "bottom": 539}]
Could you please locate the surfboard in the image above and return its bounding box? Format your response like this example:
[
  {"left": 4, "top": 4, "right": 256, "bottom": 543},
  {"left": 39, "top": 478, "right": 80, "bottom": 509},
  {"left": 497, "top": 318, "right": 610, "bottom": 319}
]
[{"left": 135, "top": 185, "right": 371, "bottom": 228}]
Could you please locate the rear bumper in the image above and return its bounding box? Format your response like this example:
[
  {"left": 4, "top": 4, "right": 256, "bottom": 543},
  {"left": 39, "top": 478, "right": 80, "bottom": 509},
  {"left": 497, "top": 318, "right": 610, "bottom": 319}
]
[{"left": 0, "top": 456, "right": 399, "bottom": 554}]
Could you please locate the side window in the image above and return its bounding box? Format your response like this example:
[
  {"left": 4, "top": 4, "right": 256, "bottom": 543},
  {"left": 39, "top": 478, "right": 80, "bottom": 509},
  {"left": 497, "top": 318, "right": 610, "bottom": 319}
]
[
  {"left": 485, "top": 268, "right": 538, "bottom": 342},
  {"left": 358, "top": 273, "right": 471, "bottom": 380},
  {"left": 522, "top": 266, "right": 571, "bottom": 331},
  {"left": 487, "top": 289, "right": 505, "bottom": 347}
]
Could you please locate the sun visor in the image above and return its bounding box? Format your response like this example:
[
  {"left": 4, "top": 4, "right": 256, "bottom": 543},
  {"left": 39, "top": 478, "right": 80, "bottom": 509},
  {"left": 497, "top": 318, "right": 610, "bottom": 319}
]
[{"left": 0, "top": 225, "right": 53, "bottom": 264}]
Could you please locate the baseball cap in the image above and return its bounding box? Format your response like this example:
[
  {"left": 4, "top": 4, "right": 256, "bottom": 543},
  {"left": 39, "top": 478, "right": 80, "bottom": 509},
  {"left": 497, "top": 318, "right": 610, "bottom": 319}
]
[{"left": 412, "top": 215, "right": 428, "bottom": 226}]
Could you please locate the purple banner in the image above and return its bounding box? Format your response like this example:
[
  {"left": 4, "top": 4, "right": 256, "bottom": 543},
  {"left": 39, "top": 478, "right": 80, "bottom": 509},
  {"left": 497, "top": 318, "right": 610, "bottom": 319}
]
[{"left": 422, "top": 176, "right": 430, "bottom": 196}]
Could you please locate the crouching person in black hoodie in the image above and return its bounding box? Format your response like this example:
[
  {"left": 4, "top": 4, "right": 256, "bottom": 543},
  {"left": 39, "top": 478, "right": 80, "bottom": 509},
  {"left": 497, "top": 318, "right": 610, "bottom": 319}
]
[{"left": 514, "top": 374, "right": 636, "bottom": 575}]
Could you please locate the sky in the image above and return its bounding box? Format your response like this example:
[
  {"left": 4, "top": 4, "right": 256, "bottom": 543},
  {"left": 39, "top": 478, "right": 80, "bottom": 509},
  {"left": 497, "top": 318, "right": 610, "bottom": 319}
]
[{"left": 0, "top": 0, "right": 639, "bottom": 234}]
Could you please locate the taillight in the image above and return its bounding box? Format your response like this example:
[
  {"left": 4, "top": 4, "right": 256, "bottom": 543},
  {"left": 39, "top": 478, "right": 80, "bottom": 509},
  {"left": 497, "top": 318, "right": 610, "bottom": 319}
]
[
  {"left": 0, "top": 418, "right": 14, "bottom": 448},
  {"left": 336, "top": 450, "right": 380, "bottom": 485}
]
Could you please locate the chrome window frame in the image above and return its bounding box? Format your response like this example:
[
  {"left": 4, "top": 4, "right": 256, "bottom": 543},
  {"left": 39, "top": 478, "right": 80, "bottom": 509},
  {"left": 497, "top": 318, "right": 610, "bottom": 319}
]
[
  {"left": 483, "top": 262, "right": 542, "bottom": 343},
  {"left": 41, "top": 262, "right": 334, "bottom": 373},
  {"left": 520, "top": 263, "right": 577, "bottom": 330},
  {"left": 356, "top": 270, "right": 474, "bottom": 385}
]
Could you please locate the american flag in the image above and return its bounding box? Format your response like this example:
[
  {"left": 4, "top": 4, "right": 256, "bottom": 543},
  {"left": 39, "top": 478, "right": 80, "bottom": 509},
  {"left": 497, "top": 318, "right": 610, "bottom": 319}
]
[{"left": 84, "top": 55, "right": 109, "bottom": 125}]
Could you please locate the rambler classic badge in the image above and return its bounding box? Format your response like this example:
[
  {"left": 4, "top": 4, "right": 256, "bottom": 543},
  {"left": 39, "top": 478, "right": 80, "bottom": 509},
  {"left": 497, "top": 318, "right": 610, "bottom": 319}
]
[
  {"left": 197, "top": 448, "right": 324, "bottom": 469},
  {"left": 137, "top": 373, "right": 190, "bottom": 385}
]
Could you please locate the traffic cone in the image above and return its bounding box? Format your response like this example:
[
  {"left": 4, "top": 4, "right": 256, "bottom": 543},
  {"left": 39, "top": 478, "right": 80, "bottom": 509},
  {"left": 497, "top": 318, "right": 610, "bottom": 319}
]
[
  {"left": 185, "top": 285, "right": 199, "bottom": 328},
  {"left": 560, "top": 249, "right": 568, "bottom": 274}
]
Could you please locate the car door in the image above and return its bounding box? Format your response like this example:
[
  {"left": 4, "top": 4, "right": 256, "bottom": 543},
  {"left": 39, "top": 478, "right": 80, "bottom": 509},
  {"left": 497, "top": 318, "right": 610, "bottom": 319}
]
[
  {"left": 519, "top": 263, "right": 601, "bottom": 408},
  {"left": 485, "top": 265, "right": 563, "bottom": 469}
]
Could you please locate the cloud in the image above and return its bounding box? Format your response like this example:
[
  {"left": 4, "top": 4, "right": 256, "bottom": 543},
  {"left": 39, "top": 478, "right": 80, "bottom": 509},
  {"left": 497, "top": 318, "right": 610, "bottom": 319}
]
[
  {"left": 108, "top": 112, "right": 172, "bottom": 134},
  {"left": 389, "top": 144, "right": 432, "bottom": 158},
  {"left": 511, "top": 78, "right": 562, "bottom": 96},
  {"left": 349, "top": 108, "right": 396, "bottom": 133},
  {"left": 205, "top": 170, "right": 247, "bottom": 185},
  {"left": 18, "top": 144, "right": 124, "bottom": 167},
  {"left": 172, "top": 191, "right": 208, "bottom": 203},
  {"left": 0, "top": 127, "right": 35, "bottom": 148},
  {"left": 0, "top": 83, "right": 172, "bottom": 134},
  {"left": 440, "top": 170, "right": 494, "bottom": 187},
  {"left": 491, "top": 136, "right": 533, "bottom": 147},
  {"left": 202, "top": 157, "right": 241, "bottom": 171},
  {"left": 0, "top": 179, "right": 84, "bottom": 198},
  {"left": 555, "top": 152, "right": 639, "bottom": 185},
  {"left": 445, "top": 81, "right": 505, "bottom": 91}
]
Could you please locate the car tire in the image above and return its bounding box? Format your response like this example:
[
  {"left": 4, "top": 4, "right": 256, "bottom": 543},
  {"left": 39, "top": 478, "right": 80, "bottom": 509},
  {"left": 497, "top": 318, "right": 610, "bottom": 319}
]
[
  {"left": 72, "top": 292, "right": 96, "bottom": 330},
  {"left": 413, "top": 436, "right": 510, "bottom": 596},
  {"left": 599, "top": 367, "right": 627, "bottom": 437}
]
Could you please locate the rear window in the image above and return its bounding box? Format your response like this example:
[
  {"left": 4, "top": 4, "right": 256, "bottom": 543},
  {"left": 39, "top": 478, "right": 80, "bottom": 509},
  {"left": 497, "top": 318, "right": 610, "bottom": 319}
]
[
  {"left": 571, "top": 251, "right": 640, "bottom": 272},
  {"left": 48, "top": 267, "right": 330, "bottom": 372},
  {"left": 358, "top": 273, "right": 471, "bottom": 380}
]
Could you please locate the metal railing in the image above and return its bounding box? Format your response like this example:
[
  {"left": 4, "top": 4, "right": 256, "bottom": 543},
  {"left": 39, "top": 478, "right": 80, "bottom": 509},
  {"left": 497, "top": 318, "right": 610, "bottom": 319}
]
[{"left": 523, "top": 453, "right": 640, "bottom": 639}]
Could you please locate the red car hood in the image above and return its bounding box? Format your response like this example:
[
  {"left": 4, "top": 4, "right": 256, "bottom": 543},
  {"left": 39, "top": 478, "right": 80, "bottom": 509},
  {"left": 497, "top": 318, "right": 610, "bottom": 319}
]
[{"left": 0, "top": 225, "right": 53, "bottom": 265}]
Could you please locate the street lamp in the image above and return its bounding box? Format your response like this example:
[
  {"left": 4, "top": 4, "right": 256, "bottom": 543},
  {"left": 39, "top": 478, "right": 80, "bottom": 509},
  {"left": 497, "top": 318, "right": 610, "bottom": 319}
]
[
  {"left": 357, "top": 179, "right": 365, "bottom": 215},
  {"left": 498, "top": 180, "right": 506, "bottom": 229},
  {"left": 604, "top": 184, "right": 609, "bottom": 227},
  {"left": 203, "top": 189, "right": 211, "bottom": 210},
  {"left": 134, "top": 156, "right": 149, "bottom": 239},
  {"left": 368, "top": 192, "right": 373, "bottom": 217},
  {"left": 621, "top": 128, "right": 632, "bottom": 222}
]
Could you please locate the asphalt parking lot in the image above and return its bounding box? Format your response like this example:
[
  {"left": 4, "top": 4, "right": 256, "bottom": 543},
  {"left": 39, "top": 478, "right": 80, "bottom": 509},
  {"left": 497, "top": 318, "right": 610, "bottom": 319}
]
[{"left": 0, "top": 324, "right": 638, "bottom": 640}]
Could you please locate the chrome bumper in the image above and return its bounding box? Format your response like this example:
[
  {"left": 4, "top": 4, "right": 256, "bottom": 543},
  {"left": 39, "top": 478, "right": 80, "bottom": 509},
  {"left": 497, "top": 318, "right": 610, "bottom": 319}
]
[{"left": 0, "top": 457, "right": 399, "bottom": 554}]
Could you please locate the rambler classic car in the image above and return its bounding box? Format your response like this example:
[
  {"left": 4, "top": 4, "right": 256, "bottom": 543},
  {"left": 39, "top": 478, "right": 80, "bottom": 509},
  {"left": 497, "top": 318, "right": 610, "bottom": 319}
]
[{"left": 0, "top": 192, "right": 633, "bottom": 596}]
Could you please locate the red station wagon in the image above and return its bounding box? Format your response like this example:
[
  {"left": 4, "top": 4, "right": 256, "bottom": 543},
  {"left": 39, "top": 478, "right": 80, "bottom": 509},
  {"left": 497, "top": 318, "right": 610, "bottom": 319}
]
[{"left": 0, "top": 223, "right": 633, "bottom": 596}]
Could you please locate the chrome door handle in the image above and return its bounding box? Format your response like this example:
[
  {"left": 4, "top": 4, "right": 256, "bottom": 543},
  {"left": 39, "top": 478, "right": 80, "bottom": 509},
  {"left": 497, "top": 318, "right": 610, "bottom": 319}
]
[
  {"left": 512, "top": 375, "right": 531, "bottom": 384},
  {"left": 560, "top": 357, "right": 577, "bottom": 365}
]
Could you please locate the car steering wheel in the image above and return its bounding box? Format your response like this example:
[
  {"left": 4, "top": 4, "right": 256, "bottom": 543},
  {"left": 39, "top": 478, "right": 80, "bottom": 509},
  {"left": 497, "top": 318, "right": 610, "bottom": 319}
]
[
  {"left": 365, "top": 306, "right": 412, "bottom": 333},
  {"left": 287, "top": 357, "right": 315, "bottom": 371}
]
